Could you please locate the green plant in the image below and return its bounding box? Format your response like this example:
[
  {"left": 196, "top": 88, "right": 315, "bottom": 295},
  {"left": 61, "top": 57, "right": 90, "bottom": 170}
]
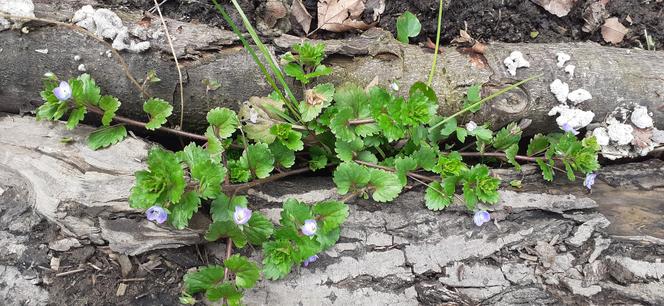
[
  {"left": 396, "top": 11, "right": 421, "bottom": 44},
  {"left": 34, "top": 5, "right": 601, "bottom": 305}
]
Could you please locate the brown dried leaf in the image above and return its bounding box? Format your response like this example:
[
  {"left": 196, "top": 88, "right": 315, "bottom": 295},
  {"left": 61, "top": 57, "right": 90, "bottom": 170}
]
[
  {"left": 632, "top": 128, "right": 653, "bottom": 149},
  {"left": 291, "top": 0, "right": 312, "bottom": 33},
  {"left": 601, "top": 17, "right": 629, "bottom": 44},
  {"left": 317, "top": 0, "right": 370, "bottom": 32},
  {"left": 582, "top": 1, "right": 609, "bottom": 33},
  {"left": 532, "top": 0, "right": 578, "bottom": 17}
]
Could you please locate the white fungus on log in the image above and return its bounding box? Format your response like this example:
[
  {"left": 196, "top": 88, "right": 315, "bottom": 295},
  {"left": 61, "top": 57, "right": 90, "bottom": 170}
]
[
  {"left": 606, "top": 118, "right": 634, "bottom": 146},
  {"left": 568, "top": 89, "right": 592, "bottom": 104},
  {"left": 592, "top": 127, "right": 610, "bottom": 146},
  {"left": 564, "top": 65, "right": 575, "bottom": 78},
  {"left": 630, "top": 105, "right": 654, "bottom": 129},
  {"left": 548, "top": 105, "right": 595, "bottom": 130},
  {"left": 72, "top": 5, "right": 150, "bottom": 53},
  {"left": 556, "top": 52, "right": 571, "bottom": 68},
  {"left": 550, "top": 79, "right": 570, "bottom": 103},
  {"left": 503, "top": 51, "right": 530, "bottom": 76}
]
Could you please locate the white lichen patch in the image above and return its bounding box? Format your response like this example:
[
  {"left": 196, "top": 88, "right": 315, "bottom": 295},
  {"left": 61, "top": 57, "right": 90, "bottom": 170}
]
[
  {"left": 630, "top": 105, "right": 653, "bottom": 129},
  {"left": 549, "top": 79, "right": 569, "bottom": 103},
  {"left": 73, "top": 55, "right": 81, "bottom": 61},
  {"left": 548, "top": 104, "right": 595, "bottom": 130},
  {"left": 564, "top": 65, "right": 575, "bottom": 78},
  {"left": 504, "top": 51, "right": 530, "bottom": 76},
  {"left": 556, "top": 52, "right": 571, "bottom": 68},
  {"left": 72, "top": 5, "right": 150, "bottom": 53},
  {"left": 0, "top": 0, "right": 35, "bottom": 31},
  {"left": 34, "top": 48, "right": 48, "bottom": 54},
  {"left": 568, "top": 89, "right": 592, "bottom": 105},
  {"left": 606, "top": 118, "right": 634, "bottom": 145},
  {"left": 77, "top": 64, "right": 86, "bottom": 72},
  {"left": 592, "top": 127, "right": 610, "bottom": 146}
]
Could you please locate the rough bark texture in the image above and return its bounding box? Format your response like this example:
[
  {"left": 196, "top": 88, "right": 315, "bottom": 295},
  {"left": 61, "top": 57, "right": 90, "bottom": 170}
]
[
  {"left": 1, "top": 1, "right": 663, "bottom": 134},
  {"left": 1, "top": 114, "right": 664, "bottom": 305}
]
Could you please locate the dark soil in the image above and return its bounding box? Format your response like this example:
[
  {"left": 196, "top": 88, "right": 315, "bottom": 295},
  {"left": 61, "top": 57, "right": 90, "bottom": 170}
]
[{"left": 102, "top": 0, "right": 663, "bottom": 50}]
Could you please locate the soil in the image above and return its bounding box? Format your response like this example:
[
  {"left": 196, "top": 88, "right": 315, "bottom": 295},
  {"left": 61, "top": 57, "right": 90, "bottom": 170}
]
[{"left": 100, "top": 0, "right": 664, "bottom": 50}]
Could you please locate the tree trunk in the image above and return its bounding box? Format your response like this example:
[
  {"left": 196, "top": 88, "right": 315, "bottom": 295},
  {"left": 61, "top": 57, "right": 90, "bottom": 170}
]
[
  {"left": 2, "top": 113, "right": 664, "bottom": 305},
  {"left": 1, "top": 1, "right": 662, "bottom": 134}
]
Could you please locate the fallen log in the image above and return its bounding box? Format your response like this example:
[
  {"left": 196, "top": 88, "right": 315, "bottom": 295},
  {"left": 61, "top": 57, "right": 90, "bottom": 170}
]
[
  {"left": 0, "top": 1, "right": 662, "bottom": 134},
  {"left": 2, "top": 113, "right": 664, "bottom": 304}
]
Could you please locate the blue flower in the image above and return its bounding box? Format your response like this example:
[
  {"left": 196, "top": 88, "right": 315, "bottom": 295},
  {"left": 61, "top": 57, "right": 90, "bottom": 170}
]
[
  {"left": 53, "top": 81, "right": 72, "bottom": 101},
  {"left": 301, "top": 219, "right": 317, "bottom": 236},
  {"left": 561, "top": 123, "right": 579, "bottom": 135},
  {"left": 473, "top": 210, "right": 491, "bottom": 226},
  {"left": 233, "top": 206, "right": 252, "bottom": 225},
  {"left": 303, "top": 255, "right": 319, "bottom": 267},
  {"left": 584, "top": 173, "right": 597, "bottom": 190},
  {"left": 146, "top": 206, "right": 168, "bottom": 224}
]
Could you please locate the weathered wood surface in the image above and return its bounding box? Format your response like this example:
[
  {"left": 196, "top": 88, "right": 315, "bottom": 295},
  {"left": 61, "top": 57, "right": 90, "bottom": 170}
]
[
  {"left": 1, "top": 1, "right": 662, "bottom": 134},
  {"left": 1, "top": 113, "right": 664, "bottom": 305}
]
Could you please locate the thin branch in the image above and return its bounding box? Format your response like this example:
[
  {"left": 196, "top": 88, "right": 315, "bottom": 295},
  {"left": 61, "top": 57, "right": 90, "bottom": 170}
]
[
  {"left": 87, "top": 106, "right": 207, "bottom": 141},
  {"left": 347, "top": 118, "right": 376, "bottom": 125},
  {"left": 0, "top": 13, "right": 149, "bottom": 98},
  {"left": 222, "top": 164, "right": 329, "bottom": 194},
  {"left": 459, "top": 152, "right": 540, "bottom": 162},
  {"left": 223, "top": 237, "right": 233, "bottom": 281},
  {"left": 354, "top": 160, "right": 435, "bottom": 182},
  {"left": 153, "top": 0, "right": 185, "bottom": 129}
]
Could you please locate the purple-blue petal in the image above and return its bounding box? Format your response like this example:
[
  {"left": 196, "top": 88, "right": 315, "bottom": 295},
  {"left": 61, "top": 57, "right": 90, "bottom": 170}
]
[
  {"left": 303, "top": 255, "right": 319, "bottom": 267},
  {"left": 233, "top": 206, "right": 252, "bottom": 225},
  {"left": 473, "top": 211, "right": 491, "bottom": 226},
  {"left": 301, "top": 219, "right": 317, "bottom": 236},
  {"left": 53, "top": 81, "right": 72, "bottom": 101},
  {"left": 146, "top": 206, "right": 168, "bottom": 224},
  {"left": 584, "top": 173, "right": 597, "bottom": 190}
]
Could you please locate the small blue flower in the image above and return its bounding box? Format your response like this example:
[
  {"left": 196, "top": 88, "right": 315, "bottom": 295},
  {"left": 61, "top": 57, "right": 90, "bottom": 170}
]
[
  {"left": 473, "top": 210, "right": 491, "bottom": 226},
  {"left": 303, "top": 255, "right": 319, "bottom": 267},
  {"left": 53, "top": 81, "right": 72, "bottom": 101},
  {"left": 561, "top": 123, "right": 579, "bottom": 135},
  {"left": 146, "top": 206, "right": 168, "bottom": 224},
  {"left": 584, "top": 173, "right": 597, "bottom": 190},
  {"left": 233, "top": 206, "right": 252, "bottom": 225},
  {"left": 301, "top": 219, "right": 317, "bottom": 236}
]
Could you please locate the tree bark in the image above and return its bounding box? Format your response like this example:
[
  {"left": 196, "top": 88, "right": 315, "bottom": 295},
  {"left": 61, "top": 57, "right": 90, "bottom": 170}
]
[
  {"left": 1, "top": 1, "right": 662, "bottom": 134},
  {"left": 1, "top": 113, "right": 663, "bottom": 304}
]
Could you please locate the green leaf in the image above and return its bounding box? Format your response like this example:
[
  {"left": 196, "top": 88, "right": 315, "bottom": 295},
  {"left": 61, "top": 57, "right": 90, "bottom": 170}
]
[
  {"left": 412, "top": 145, "right": 438, "bottom": 171},
  {"left": 312, "top": 201, "right": 349, "bottom": 233},
  {"left": 396, "top": 11, "right": 421, "bottom": 44},
  {"left": 228, "top": 159, "right": 251, "bottom": 183},
  {"left": 394, "top": 156, "right": 417, "bottom": 186},
  {"left": 129, "top": 148, "right": 186, "bottom": 208},
  {"left": 504, "top": 143, "right": 521, "bottom": 171},
  {"left": 334, "top": 138, "right": 364, "bottom": 162},
  {"left": 207, "top": 107, "right": 239, "bottom": 139},
  {"left": 440, "top": 117, "right": 457, "bottom": 137},
  {"left": 409, "top": 82, "right": 438, "bottom": 105},
  {"left": 191, "top": 159, "right": 226, "bottom": 199},
  {"left": 206, "top": 221, "right": 247, "bottom": 247},
  {"left": 183, "top": 265, "right": 225, "bottom": 294},
  {"left": 206, "top": 282, "right": 242, "bottom": 303},
  {"left": 270, "top": 142, "right": 296, "bottom": 169},
  {"left": 536, "top": 158, "right": 554, "bottom": 181},
  {"left": 463, "top": 84, "right": 482, "bottom": 112},
  {"left": 292, "top": 42, "right": 326, "bottom": 67},
  {"left": 433, "top": 151, "right": 467, "bottom": 176},
  {"left": 456, "top": 127, "right": 468, "bottom": 142},
  {"left": 262, "top": 240, "right": 295, "bottom": 280},
  {"left": 169, "top": 191, "right": 201, "bottom": 230},
  {"left": 87, "top": 125, "right": 127, "bottom": 150},
  {"left": 281, "top": 198, "right": 314, "bottom": 226},
  {"left": 300, "top": 83, "right": 335, "bottom": 122},
  {"left": 224, "top": 255, "right": 260, "bottom": 289},
  {"left": 241, "top": 143, "right": 275, "bottom": 179},
  {"left": 527, "top": 134, "right": 550, "bottom": 156},
  {"left": 333, "top": 162, "right": 370, "bottom": 194},
  {"left": 469, "top": 126, "right": 493, "bottom": 141},
  {"left": 492, "top": 122, "right": 522, "bottom": 150},
  {"left": 143, "top": 98, "right": 173, "bottom": 130},
  {"left": 244, "top": 212, "right": 274, "bottom": 245},
  {"left": 72, "top": 74, "right": 101, "bottom": 106},
  {"left": 66, "top": 106, "right": 86, "bottom": 130},
  {"left": 357, "top": 150, "right": 378, "bottom": 164},
  {"left": 308, "top": 146, "right": 328, "bottom": 171},
  {"left": 284, "top": 63, "right": 307, "bottom": 83},
  {"left": 462, "top": 183, "right": 478, "bottom": 210},
  {"left": 211, "top": 194, "right": 247, "bottom": 223},
  {"left": 368, "top": 169, "right": 402, "bottom": 202},
  {"left": 98, "top": 95, "right": 121, "bottom": 126},
  {"left": 271, "top": 123, "right": 303, "bottom": 151},
  {"left": 425, "top": 181, "right": 452, "bottom": 211}
]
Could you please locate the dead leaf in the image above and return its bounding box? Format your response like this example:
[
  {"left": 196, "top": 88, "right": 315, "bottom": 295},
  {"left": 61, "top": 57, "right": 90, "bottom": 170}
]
[
  {"left": 632, "top": 128, "right": 653, "bottom": 149},
  {"left": 317, "top": 0, "right": 370, "bottom": 32},
  {"left": 532, "top": 0, "right": 578, "bottom": 17},
  {"left": 601, "top": 17, "right": 629, "bottom": 44},
  {"left": 291, "top": 0, "right": 312, "bottom": 33},
  {"left": 582, "top": 1, "right": 609, "bottom": 33}
]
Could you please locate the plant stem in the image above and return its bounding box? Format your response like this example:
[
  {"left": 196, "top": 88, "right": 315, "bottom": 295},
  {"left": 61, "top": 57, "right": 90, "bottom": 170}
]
[
  {"left": 458, "top": 151, "right": 540, "bottom": 162},
  {"left": 354, "top": 160, "right": 435, "bottom": 182},
  {"left": 348, "top": 118, "right": 376, "bottom": 125},
  {"left": 427, "top": 0, "right": 444, "bottom": 86},
  {"left": 87, "top": 106, "right": 207, "bottom": 141},
  {"left": 222, "top": 164, "right": 329, "bottom": 193},
  {"left": 223, "top": 237, "right": 233, "bottom": 281},
  {"left": 152, "top": 0, "right": 186, "bottom": 129}
]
